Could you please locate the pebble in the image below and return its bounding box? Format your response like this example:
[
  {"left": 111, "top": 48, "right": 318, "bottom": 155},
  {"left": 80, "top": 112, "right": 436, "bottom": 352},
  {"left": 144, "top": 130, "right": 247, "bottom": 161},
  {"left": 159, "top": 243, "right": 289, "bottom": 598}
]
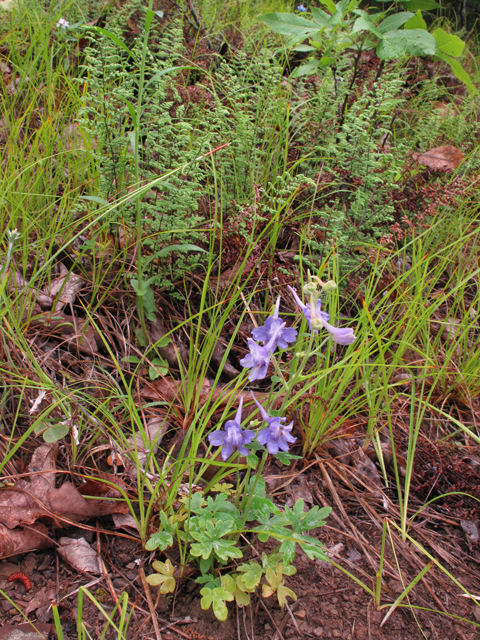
[
  {"left": 1, "top": 600, "right": 11, "bottom": 612},
  {"left": 331, "top": 597, "right": 338, "bottom": 604},
  {"left": 332, "top": 630, "right": 341, "bottom": 638},
  {"left": 285, "top": 629, "right": 296, "bottom": 638},
  {"left": 113, "top": 578, "right": 127, "bottom": 588},
  {"left": 296, "top": 609, "right": 306, "bottom": 619},
  {"left": 264, "top": 624, "right": 272, "bottom": 631},
  {"left": 313, "top": 628, "right": 324, "bottom": 638}
]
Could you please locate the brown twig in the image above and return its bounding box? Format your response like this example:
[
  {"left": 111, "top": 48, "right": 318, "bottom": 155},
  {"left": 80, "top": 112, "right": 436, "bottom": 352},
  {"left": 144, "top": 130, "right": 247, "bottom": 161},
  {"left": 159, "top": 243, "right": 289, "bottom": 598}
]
[{"left": 139, "top": 567, "right": 163, "bottom": 640}]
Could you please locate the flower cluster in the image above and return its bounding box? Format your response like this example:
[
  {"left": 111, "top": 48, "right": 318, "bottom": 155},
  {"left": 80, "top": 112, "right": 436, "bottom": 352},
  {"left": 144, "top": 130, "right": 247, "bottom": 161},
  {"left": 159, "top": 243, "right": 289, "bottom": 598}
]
[
  {"left": 240, "top": 296, "right": 297, "bottom": 382},
  {"left": 208, "top": 393, "right": 296, "bottom": 460},
  {"left": 297, "top": 4, "right": 307, "bottom": 11},
  {"left": 56, "top": 18, "right": 69, "bottom": 29}
]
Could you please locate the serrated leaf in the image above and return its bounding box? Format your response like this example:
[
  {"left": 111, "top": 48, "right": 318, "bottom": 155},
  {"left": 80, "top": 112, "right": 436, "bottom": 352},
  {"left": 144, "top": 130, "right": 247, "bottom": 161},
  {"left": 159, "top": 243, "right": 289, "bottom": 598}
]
[{"left": 432, "top": 28, "right": 465, "bottom": 57}]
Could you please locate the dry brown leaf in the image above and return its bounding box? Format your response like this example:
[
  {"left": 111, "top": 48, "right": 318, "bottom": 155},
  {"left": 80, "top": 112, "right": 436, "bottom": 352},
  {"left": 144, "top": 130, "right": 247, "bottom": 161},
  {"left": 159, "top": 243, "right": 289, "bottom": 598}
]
[
  {"left": 415, "top": 145, "right": 464, "bottom": 171},
  {"left": 0, "top": 523, "right": 53, "bottom": 560},
  {"left": 57, "top": 537, "right": 101, "bottom": 574},
  {"left": 43, "top": 273, "right": 83, "bottom": 311},
  {"left": 149, "top": 318, "right": 189, "bottom": 368},
  {"left": 24, "top": 587, "right": 56, "bottom": 617},
  {"left": 0, "top": 445, "right": 128, "bottom": 531}
]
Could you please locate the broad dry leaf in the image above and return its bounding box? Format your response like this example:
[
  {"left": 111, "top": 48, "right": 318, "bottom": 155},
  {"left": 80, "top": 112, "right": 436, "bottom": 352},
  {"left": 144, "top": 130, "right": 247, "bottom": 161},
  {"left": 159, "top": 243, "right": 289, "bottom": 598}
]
[
  {"left": 0, "top": 523, "right": 53, "bottom": 560},
  {"left": 58, "top": 537, "right": 101, "bottom": 574},
  {"left": 24, "top": 587, "right": 56, "bottom": 616},
  {"left": 43, "top": 273, "right": 83, "bottom": 311},
  {"left": 415, "top": 145, "right": 464, "bottom": 171},
  {"left": 0, "top": 445, "right": 128, "bottom": 530}
]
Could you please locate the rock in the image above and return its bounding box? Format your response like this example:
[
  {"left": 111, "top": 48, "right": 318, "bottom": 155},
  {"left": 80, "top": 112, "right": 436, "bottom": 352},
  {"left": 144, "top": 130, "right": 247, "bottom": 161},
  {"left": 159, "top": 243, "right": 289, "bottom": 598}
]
[
  {"left": 313, "top": 628, "right": 324, "bottom": 638},
  {"left": 332, "top": 630, "right": 341, "bottom": 638},
  {"left": 264, "top": 624, "right": 272, "bottom": 631},
  {"left": 296, "top": 609, "right": 306, "bottom": 619}
]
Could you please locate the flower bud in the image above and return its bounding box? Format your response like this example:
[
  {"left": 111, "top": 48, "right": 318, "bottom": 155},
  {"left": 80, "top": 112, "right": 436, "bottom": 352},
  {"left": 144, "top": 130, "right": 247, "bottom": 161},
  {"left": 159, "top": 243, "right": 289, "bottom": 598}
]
[
  {"left": 310, "top": 316, "right": 324, "bottom": 331},
  {"left": 321, "top": 280, "right": 337, "bottom": 292},
  {"left": 302, "top": 282, "right": 317, "bottom": 296}
]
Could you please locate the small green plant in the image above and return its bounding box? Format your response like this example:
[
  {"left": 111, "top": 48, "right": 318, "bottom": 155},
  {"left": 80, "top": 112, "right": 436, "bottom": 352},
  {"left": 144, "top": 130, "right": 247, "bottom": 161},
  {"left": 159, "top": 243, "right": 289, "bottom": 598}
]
[
  {"left": 259, "top": 0, "right": 474, "bottom": 92},
  {"left": 145, "top": 273, "right": 361, "bottom": 619}
]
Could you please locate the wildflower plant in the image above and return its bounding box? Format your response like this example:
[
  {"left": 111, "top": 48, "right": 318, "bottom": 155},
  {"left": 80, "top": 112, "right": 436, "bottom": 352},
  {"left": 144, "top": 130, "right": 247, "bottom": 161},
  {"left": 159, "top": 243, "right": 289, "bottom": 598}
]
[{"left": 146, "top": 272, "right": 358, "bottom": 620}]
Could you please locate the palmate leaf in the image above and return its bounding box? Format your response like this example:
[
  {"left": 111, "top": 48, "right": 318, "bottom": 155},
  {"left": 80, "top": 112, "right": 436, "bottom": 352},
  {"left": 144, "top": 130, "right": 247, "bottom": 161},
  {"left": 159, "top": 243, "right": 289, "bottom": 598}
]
[
  {"left": 235, "top": 561, "right": 263, "bottom": 591},
  {"left": 200, "top": 587, "right": 234, "bottom": 621}
]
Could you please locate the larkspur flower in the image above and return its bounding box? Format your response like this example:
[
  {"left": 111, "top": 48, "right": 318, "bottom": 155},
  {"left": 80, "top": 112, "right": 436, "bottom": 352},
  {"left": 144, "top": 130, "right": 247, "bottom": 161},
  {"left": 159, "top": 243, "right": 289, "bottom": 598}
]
[
  {"left": 56, "top": 18, "right": 69, "bottom": 29},
  {"left": 313, "top": 317, "right": 356, "bottom": 345},
  {"left": 240, "top": 321, "right": 287, "bottom": 382},
  {"left": 287, "top": 286, "right": 330, "bottom": 331},
  {"left": 297, "top": 4, "right": 307, "bottom": 11},
  {"left": 251, "top": 296, "right": 297, "bottom": 350},
  {"left": 251, "top": 392, "right": 296, "bottom": 455},
  {"left": 208, "top": 397, "right": 255, "bottom": 461}
]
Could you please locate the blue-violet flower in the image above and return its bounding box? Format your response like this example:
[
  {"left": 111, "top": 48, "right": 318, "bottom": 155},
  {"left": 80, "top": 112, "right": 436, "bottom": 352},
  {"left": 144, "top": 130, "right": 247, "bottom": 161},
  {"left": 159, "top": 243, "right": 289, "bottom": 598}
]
[
  {"left": 251, "top": 392, "right": 296, "bottom": 455},
  {"left": 240, "top": 321, "right": 287, "bottom": 382},
  {"left": 287, "top": 286, "right": 330, "bottom": 331},
  {"left": 208, "top": 397, "right": 255, "bottom": 461},
  {"left": 251, "top": 296, "right": 297, "bottom": 350},
  {"left": 297, "top": 4, "right": 307, "bottom": 11}
]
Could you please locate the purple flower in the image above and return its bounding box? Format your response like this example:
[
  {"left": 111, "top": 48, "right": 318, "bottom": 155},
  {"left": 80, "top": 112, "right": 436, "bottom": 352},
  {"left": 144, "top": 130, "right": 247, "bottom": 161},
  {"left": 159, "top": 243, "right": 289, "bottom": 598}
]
[
  {"left": 287, "top": 286, "right": 330, "bottom": 331},
  {"left": 240, "top": 321, "right": 287, "bottom": 382},
  {"left": 297, "top": 4, "right": 307, "bottom": 11},
  {"left": 251, "top": 296, "right": 297, "bottom": 350},
  {"left": 251, "top": 392, "right": 296, "bottom": 455},
  {"left": 208, "top": 397, "right": 255, "bottom": 461},
  {"left": 320, "top": 318, "right": 356, "bottom": 345}
]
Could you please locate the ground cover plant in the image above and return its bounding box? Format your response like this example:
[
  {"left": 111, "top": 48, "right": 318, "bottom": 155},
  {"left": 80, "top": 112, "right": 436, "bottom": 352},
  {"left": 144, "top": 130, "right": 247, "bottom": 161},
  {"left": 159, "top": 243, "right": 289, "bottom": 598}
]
[{"left": 1, "top": 0, "right": 480, "bottom": 638}]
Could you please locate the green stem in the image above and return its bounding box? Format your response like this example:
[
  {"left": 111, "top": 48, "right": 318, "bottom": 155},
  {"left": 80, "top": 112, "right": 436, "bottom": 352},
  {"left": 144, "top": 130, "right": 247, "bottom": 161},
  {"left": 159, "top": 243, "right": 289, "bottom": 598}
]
[
  {"left": 134, "top": 1, "right": 155, "bottom": 330},
  {"left": 240, "top": 449, "right": 268, "bottom": 529}
]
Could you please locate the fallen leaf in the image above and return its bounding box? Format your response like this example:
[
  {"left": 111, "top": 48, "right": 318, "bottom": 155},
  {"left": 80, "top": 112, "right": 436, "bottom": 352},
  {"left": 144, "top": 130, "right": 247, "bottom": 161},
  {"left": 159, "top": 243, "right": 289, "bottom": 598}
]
[
  {"left": 43, "top": 273, "right": 83, "bottom": 312},
  {"left": 0, "top": 445, "right": 128, "bottom": 532},
  {"left": 24, "top": 587, "right": 56, "bottom": 616},
  {"left": 0, "top": 523, "right": 53, "bottom": 560},
  {"left": 57, "top": 537, "right": 101, "bottom": 574},
  {"left": 415, "top": 145, "right": 464, "bottom": 171},
  {"left": 127, "top": 416, "right": 170, "bottom": 467}
]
